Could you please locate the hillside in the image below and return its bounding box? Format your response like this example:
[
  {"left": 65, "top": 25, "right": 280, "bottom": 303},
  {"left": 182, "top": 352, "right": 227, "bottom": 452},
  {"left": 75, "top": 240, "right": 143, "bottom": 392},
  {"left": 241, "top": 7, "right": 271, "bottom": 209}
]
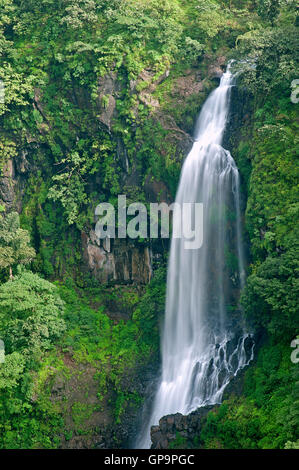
[{"left": 0, "top": 0, "right": 298, "bottom": 449}]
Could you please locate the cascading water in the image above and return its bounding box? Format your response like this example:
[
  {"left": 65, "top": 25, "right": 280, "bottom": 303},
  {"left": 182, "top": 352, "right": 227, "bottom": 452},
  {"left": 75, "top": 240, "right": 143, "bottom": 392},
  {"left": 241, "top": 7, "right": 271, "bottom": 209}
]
[{"left": 136, "top": 64, "right": 254, "bottom": 449}]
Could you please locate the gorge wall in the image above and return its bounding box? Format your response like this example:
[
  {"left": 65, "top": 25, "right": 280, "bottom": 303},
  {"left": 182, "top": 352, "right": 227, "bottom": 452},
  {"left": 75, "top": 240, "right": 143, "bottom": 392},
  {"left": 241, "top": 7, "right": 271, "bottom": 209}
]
[
  {"left": 1, "top": 0, "right": 297, "bottom": 450},
  {"left": 0, "top": 56, "right": 224, "bottom": 286}
]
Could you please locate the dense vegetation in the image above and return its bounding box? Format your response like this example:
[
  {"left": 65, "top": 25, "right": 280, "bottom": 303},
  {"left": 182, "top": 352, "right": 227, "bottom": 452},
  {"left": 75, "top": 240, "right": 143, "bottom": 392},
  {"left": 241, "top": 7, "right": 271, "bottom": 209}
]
[{"left": 0, "top": 0, "right": 298, "bottom": 449}]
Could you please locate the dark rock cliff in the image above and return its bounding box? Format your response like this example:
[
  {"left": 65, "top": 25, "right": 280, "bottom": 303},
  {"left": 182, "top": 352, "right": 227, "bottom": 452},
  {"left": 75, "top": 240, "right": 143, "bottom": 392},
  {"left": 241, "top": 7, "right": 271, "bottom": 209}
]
[{"left": 150, "top": 406, "right": 215, "bottom": 449}]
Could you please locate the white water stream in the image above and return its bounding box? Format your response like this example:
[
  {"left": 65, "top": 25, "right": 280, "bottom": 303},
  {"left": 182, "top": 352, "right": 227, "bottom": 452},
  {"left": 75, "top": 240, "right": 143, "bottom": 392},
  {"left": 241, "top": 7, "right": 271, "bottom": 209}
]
[{"left": 137, "top": 65, "right": 254, "bottom": 448}]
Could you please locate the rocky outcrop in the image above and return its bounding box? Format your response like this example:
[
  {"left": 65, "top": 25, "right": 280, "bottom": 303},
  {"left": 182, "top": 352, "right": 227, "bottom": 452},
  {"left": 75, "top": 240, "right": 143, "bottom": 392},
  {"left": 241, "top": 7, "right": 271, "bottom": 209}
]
[
  {"left": 144, "top": 176, "right": 172, "bottom": 205},
  {"left": 129, "top": 67, "right": 170, "bottom": 112},
  {"left": 0, "top": 56, "right": 233, "bottom": 290},
  {"left": 149, "top": 334, "right": 257, "bottom": 449},
  {"left": 97, "top": 71, "right": 119, "bottom": 130},
  {"left": 223, "top": 80, "right": 253, "bottom": 154},
  {"left": 48, "top": 352, "right": 159, "bottom": 449},
  {"left": 0, "top": 142, "right": 35, "bottom": 212},
  {"left": 150, "top": 406, "right": 216, "bottom": 449},
  {"left": 207, "top": 55, "right": 226, "bottom": 79},
  {"left": 82, "top": 229, "right": 152, "bottom": 284},
  {"left": 0, "top": 159, "right": 15, "bottom": 209}
]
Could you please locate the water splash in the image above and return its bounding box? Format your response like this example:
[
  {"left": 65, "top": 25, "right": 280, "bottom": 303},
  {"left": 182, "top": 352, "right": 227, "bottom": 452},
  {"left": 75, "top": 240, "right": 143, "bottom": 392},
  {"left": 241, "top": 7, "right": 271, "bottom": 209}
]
[{"left": 136, "top": 64, "right": 254, "bottom": 448}]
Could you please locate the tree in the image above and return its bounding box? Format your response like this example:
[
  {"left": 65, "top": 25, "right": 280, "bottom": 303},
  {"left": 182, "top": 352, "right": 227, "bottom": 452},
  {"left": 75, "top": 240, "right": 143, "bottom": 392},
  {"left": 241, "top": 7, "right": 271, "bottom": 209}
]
[
  {"left": 0, "top": 0, "right": 14, "bottom": 57},
  {"left": 0, "top": 352, "right": 25, "bottom": 390},
  {"left": 257, "top": 0, "right": 280, "bottom": 24},
  {"left": 60, "top": 0, "right": 98, "bottom": 30},
  {"left": 0, "top": 212, "right": 36, "bottom": 278},
  {"left": 242, "top": 248, "right": 299, "bottom": 337},
  {"left": 0, "top": 270, "right": 66, "bottom": 355}
]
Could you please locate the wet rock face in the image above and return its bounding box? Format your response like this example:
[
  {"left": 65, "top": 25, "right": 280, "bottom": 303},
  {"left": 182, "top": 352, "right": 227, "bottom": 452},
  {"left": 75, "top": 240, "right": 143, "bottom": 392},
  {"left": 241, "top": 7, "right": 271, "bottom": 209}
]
[
  {"left": 97, "top": 71, "right": 119, "bottom": 130},
  {"left": 129, "top": 68, "right": 170, "bottom": 112},
  {"left": 207, "top": 55, "right": 227, "bottom": 78},
  {"left": 0, "top": 144, "right": 34, "bottom": 212},
  {"left": 223, "top": 82, "right": 253, "bottom": 153},
  {"left": 150, "top": 406, "right": 215, "bottom": 449},
  {"left": 82, "top": 230, "right": 152, "bottom": 284},
  {"left": 48, "top": 352, "right": 159, "bottom": 449},
  {"left": 0, "top": 159, "right": 15, "bottom": 209}
]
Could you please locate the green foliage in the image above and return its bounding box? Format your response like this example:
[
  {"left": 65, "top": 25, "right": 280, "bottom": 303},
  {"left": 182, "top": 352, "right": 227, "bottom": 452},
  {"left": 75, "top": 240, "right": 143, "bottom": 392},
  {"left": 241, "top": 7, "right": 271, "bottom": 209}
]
[
  {"left": 285, "top": 440, "right": 299, "bottom": 449},
  {"left": 0, "top": 270, "right": 66, "bottom": 354},
  {"left": 20, "top": 178, "right": 83, "bottom": 278},
  {"left": 235, "top": 23, "right": 298, "bottom": 96},
  {"left": 0, "top": 270, "right": 66, "bottom": 448},
  {"left": 239, "top": 95, "right": 299, "bottom": 339},
  {"left": 60, "top": 0, "right": 99, "bottom": 30},
  {"left": 256, "top": 0, "right": 296, "bottom": 24},
  {"left": 71, "top": 401, "right": 94, "bottom": 426},
  {"left": 132, "top": 266, "right": 166, "bottom": 353},
  {"left": 198, "top": 341, "right": 299, "bottom": 449},
  {"left": 24, "top": 268, "right": 163, "bottom": 436},
  {"left": 228, "top": 0, "right": 299, "bottom": 346},
  {"left": 169, "top": 431, "right": 188, "bottom": 449},
  {"left": 242, "top": 249, "right": 299, "bottom": 336},
  {"left": 0, "top": 63, "right": 35, "bottom": 116},
  {"left": 0, "top": 0, "right": 262, "bottom": 235},
  {"left": 199, "top": 400, "right": 262, "bottom": 449},
  {"left": 58, "top": 266, "right": 165, "bottom": 393},
  {"left": 105, "top": 0, "right": 184, "bottom": 55},
  {"left": 0, "top": 352, "right": 26, "bottom": 390},
  {"left": 196, "top": 1, "right": 229, "bottom": 39},
  {"left": 48, "top": 152, "right": 90, "bottom": 226},
  {"left": 135, "top": 119, "right": 182, "bottom": 197},
  {"left": 0, "top": 212, "right": 36, "bottom": 276}
]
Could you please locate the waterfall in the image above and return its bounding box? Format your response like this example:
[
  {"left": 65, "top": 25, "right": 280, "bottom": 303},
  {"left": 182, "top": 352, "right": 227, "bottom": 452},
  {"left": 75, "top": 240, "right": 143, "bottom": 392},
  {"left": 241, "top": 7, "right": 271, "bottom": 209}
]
[{"left": 136, "top": 64, "right": 254, "bottom": 449}]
